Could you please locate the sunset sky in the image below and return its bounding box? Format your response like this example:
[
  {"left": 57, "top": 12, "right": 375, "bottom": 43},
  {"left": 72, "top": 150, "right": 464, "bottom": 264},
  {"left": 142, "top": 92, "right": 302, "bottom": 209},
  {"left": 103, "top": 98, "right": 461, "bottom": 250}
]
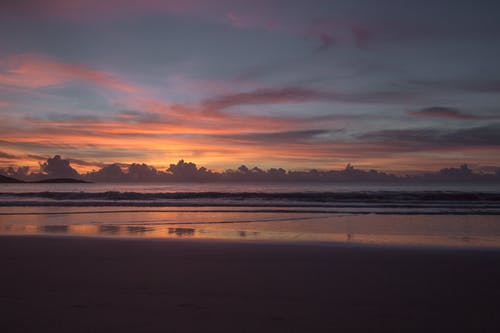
[{"left": 1, "top": 0, "right": 500, "bottom": 173}]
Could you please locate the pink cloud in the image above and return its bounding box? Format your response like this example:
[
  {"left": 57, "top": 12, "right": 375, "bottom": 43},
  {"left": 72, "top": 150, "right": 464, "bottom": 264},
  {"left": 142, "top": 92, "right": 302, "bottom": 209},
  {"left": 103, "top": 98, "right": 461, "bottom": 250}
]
[
  {"left": 0, "top": 54, "right": 138, "bottom": 93},
  {"left": 201, "top": 87, "right": 416, "bottom": 114},
  {"left": 132, "top": 98, "right": 300, "bottom": 132}
]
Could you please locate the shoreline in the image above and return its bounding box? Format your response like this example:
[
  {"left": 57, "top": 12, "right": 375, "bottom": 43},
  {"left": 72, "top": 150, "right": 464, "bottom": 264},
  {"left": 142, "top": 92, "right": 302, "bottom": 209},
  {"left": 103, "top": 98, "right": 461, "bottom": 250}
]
[
  {"left": 3, "top": 233, "right": 500, "bottom": 252},
  {"left": 2, "top": 235, "right": 500, "bottom": 332}
]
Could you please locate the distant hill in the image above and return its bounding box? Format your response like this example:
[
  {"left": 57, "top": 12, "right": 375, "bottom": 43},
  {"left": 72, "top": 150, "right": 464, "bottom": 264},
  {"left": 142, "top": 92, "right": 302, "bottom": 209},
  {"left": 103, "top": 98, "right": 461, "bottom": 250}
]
[
  {"left": 0, "top": 175, "right": 24, "bottom": 183},
  {"left": 33, "top": 178, "right": 90, "bottom": 183}
]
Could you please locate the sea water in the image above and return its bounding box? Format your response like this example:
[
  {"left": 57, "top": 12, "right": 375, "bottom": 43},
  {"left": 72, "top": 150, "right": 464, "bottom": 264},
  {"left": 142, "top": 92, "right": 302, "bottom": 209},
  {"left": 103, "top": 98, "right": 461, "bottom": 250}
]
[{"left": 1, "top": 182, "right": 500, "bottom": 248}]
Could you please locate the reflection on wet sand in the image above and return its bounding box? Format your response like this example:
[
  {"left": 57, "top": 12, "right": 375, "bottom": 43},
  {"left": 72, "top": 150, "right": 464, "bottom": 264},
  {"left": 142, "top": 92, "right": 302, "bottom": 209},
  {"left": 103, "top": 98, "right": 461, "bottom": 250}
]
[
  {"left": 1, "top": 221, "right": 495, "bottom": 248},
  {"left": 239, "top": 230, "right": 259, "bottom": 237},
  {"left": 168, "top": 228, "right": 195, "bottom": 237},
  {"left": 0, "top": 222, "right": 264, "bottom": 240},
  {"left": 127, "top": 226, "right": 154, "bottom": 234},
  {"left": 99, "top": 225, "right": 120, "bottom": 234},
  {"left": 39, "top": 225, "right": 69, "bottom": 233},
  {"left": 1, "top": 211, "right": 500, "bottom": 248}
]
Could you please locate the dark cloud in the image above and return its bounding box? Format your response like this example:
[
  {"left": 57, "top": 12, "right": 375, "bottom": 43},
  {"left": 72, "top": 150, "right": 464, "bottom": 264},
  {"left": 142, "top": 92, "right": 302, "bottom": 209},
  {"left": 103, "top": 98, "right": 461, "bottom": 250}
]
[
  {"left": 217, "top": 129, "right": 341, "bottom": 145},
  {"left": 305, "top": 18, "right": 375, "bottom": 51},
  {"left": 444, "top": 125, "right": 500, "bottom": 146},
  {"left": 202, "top": 87, "right": 415, "bottom": 113},
  {"left": 115, "top": 111, "right": 162, "bottom": 124},
  {"left": 0, "top": 139, "right": 88, "bottom": 151},
  {"left": 460, "top": 81, "right": 500, "bottom": 94},
  {"left": 202, "top": 87, "right": 322, "bottom": 112},
  {"left": 27, "top": 154, "right": 105, "bottom": 169},
  {"left": 27, "top": 154, "right": 49, "bottom": 161},
  {"left": 166, "top": 160, "right": 214, "bottom": 181},
  {"left": 408, "top": 107, "right": 484, "bottom": 120},
  {"left": 67, "top": 158, "right": 106, "bottom": 169},
  {"left": 0, "top": 166, "right": 30, "bottom": 179},
  {"left": 44, "top": 114, "right": 102, "bottom": 123},
  {"left": 127, "top": 163, "right": 158, "bottom": 181},
  {"left": 316, "top": 32, "right": 334, "bottom": 52},
  {"left": 0, "top": 151, "right": 17, "bottom": 159},
  {"left": 3, "top": 154, "right": 500, "bottom": 183},
  {"left": 40, "top": 155, "right": 79, "bottom": 178},
  {"left": 359, "top": 124, "right": 500, "bottom": 152},
  {"left": 408, "top": 79, "right": 500, "bottom": 94}
]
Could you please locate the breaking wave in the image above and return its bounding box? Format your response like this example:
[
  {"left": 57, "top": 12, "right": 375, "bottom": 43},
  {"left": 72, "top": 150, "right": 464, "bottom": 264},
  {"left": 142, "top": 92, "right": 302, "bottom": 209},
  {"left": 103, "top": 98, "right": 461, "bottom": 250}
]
[
  {"left": 0, "top": 191, "right": 499, "bottom": 214},
  {"left": 1, "top": 190, "right": 500, "bottom": 201}
]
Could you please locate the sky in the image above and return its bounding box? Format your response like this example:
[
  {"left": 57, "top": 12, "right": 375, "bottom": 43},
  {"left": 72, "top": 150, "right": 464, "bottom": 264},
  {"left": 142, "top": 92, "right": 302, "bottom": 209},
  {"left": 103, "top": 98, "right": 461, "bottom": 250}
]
[{"left": 1, "top": 0, "right": 500, "bottom": 174}]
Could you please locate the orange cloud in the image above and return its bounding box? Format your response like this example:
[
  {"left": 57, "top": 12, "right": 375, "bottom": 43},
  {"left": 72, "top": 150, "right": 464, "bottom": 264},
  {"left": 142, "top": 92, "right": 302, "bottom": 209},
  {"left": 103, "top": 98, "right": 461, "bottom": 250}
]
[
  {"left": 4, "top": 114, "right": 500, "bottom": 173},
  {"left": 1, "top": 53, "right": 498, "bottom": 172},
  {"left": 134, "top": 99, "right": 301, "bottom": 131},
  {"left": 0, "top": 54, "right": 137, "bottom": 93}
]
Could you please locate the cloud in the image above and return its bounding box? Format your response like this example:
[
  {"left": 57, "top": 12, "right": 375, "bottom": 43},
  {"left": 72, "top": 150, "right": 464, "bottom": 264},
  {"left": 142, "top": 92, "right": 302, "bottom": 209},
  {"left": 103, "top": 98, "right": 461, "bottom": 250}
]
[
  {"left": 0, "top": 77, "right": 419, "bottom": 173},
  {"left": 202, "top": 87, "right": 322, "bottom": 113},
  {"left": 305, "top": 19, "right": 375, "bottom": 51},
  {"left": 27, "top": 154, "right": 49, "bottom": 161},
  {"left": 408, "top": 107, "right": 487, "bottom": 120},
  {"left": 316, "top": 32, "right": 335, "bottom": 52},
  {"left": 0, "top": 0, "right": 273, "bottom": 23},
  {"left": 127, "top": 99, "right": 301, "bottom": 133},
  {"left": 351, "top": 24, "right": 374, "bottom": 48},
  {"left": 67, "top": 158, "right": 107, "bottom": 169},
  {"left": 39, "top": 155, "right": 79, "bottom": 178},
  {"left": 217, "top": 129, "right": 342, "bottom": 145},
  {"left": 0, "top": 151, "right": 17, "bottom": 159},
  {"left": 1, "top": 0, "right": 202, "bottom": 17},
  {"left": 358, "top": 124, "right": 500, "bottom": 152},
  {"left": 0, "top": 54, "right": 137, "bottom": 93},
  {"left": 408, "top": 79, "right": 500, "bottom": 95},
  {"left": 202, "top": 87, "right": 415, "bottom": 114},
  {"left": 3, "top": 121, "right": 500, "bottom": 174}
]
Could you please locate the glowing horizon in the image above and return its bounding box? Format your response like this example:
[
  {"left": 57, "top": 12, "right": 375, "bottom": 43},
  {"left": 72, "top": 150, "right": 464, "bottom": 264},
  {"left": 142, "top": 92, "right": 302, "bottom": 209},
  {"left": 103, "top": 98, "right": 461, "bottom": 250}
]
[{"left": 1, "top": 1, "right": 500, "bottom": 174}]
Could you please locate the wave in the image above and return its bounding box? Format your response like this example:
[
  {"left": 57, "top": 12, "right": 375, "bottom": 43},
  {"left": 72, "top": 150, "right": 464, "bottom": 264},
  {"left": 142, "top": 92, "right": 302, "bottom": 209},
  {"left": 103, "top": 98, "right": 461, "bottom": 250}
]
[
  {"left": 0, "top": 200, "right": 499, "bottom": 209},
  {"left": 1, "top": 190, "right": 500, "bottom": 201},
  {"left": 0, "top": 207, "right": 499, "bottom": 215},
  {"left": 0, "top": 190, "right": 499, "bottom": 214}
]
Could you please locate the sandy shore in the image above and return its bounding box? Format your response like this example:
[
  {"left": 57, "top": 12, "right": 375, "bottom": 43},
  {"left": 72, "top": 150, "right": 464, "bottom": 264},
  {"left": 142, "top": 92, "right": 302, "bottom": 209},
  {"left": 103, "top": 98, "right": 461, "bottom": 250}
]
[{"left": 1, "top": 236, "right": 500, "bottom": 332}]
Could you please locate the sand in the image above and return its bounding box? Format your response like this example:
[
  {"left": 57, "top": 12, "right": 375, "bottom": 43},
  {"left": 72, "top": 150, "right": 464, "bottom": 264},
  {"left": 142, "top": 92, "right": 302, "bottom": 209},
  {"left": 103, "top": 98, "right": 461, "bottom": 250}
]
[{"left": 1, "top": 235, "right": 499, "bottom": 332}]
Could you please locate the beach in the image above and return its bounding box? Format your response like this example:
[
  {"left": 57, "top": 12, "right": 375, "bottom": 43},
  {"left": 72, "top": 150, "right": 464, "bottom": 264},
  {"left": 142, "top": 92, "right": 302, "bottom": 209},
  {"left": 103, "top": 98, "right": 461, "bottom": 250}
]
[
  {"left": 3, "top": 1, "right": 500, "bottom": 331},
  {"left": 1, "top": 235, "right": 500, "bottom": 332}
]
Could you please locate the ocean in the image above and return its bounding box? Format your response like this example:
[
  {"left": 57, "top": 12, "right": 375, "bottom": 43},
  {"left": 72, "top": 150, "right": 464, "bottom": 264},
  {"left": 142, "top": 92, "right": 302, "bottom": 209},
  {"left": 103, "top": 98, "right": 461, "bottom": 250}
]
[{"left": 1, "top": 182, "right": 500, "bottom": 248}]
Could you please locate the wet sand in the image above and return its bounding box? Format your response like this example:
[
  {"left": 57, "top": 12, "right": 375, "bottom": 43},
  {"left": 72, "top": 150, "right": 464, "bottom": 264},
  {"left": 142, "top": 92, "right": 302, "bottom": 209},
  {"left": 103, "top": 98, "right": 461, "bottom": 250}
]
[{"left": 1, "top": 236, "right": 500, "bottom": 332}]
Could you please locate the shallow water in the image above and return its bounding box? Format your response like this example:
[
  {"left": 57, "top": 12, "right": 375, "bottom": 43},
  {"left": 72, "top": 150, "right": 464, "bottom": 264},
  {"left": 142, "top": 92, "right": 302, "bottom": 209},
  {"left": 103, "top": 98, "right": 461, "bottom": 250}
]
[
  {"left": 2, "top": 182, "right": 500, "bottom": 193},
  {"left": 1, "top": 182, "right": 500, "bottom": 248},
  {"left": 0, "top": 207, "right": 499, "bottom": 248}
]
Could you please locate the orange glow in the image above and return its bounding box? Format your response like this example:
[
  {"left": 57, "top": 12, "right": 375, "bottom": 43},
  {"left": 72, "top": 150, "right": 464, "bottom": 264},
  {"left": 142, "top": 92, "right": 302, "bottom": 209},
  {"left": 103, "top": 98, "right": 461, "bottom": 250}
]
[
  {"left": 1, "top": 53, "right": 499, "bottom": 173},
  {"left": 0, "top": 54, "right": 137, "bottom": 92},
  {"left": 1, "top": 211, "right": 500, "bottom": 248}
]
